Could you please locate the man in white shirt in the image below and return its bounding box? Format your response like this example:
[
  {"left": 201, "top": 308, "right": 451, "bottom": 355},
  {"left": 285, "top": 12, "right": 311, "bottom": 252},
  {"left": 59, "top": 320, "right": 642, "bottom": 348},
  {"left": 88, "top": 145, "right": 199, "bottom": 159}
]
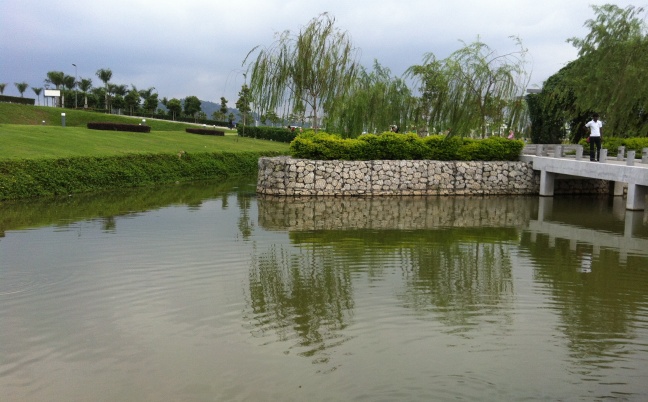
[{"left": 585, "top": 113, "right": 603, "bottom": 161}]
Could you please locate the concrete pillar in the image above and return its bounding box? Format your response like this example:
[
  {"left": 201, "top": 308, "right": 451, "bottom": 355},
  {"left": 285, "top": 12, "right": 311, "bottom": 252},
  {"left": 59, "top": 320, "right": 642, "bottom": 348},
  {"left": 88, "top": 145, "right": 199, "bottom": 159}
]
[
  {"left": 626, "top": 183, "right": 647, "bottom": 210},
  {"left": 535, "top": 145, "right": 543, "bottom": 156},
  {"left": 575, "top": 145, "right": 583, "bottom": 160},
  {"left": 600, "top": 149, "right": 608, "bottom": 163},
  {"left": 617, "top": 146, "right": 625, "bottom": 161},
  {"left": 555, "top": 145, "right": 563, "bottom": 158},
  {"left": 642, "top": 148, "right": 648, "bottom": 164},
  {"left": 539, "top": 169, "right": 555, "bottom": 196},
  {"left": 613, "top": 182, "right": 625, "bottom": 196},
  {"left": 626, "top": 150, "right": 635, "bottom": 166}
]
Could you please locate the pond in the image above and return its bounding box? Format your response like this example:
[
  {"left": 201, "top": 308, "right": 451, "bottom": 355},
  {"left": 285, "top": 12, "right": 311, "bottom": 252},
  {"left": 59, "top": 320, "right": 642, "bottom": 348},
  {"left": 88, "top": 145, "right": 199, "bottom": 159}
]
[{"left": 2, "top": 178, "right": 648, "bottom": 401}]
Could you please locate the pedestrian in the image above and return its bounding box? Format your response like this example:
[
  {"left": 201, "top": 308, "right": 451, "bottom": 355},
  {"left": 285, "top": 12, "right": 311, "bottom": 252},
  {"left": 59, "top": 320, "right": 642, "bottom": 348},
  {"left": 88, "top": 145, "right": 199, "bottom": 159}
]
[{"left": 585, "top": 113, "right": 603, "bottom": 161}]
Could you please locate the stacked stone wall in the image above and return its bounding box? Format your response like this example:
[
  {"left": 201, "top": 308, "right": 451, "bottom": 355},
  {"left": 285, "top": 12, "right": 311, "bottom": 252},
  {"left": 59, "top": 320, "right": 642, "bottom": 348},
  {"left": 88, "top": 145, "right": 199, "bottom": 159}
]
[{"left": 257, "top": 157, "right": 608, "bottom": 196}]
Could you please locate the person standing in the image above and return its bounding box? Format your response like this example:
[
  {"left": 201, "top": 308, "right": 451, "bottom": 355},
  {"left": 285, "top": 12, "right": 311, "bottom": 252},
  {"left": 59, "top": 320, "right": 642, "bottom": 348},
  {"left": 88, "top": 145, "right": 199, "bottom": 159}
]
[{"left": 585, "top": 113, "right": 603, "bottom": 161}]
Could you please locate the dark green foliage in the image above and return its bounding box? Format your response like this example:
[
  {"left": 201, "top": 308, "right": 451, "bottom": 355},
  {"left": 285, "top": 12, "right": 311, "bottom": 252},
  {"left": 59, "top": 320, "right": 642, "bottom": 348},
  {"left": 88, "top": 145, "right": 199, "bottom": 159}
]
[
  {"left": 186, "top": 128, "right": 225, "bottom": 136},
  {"left": 0, "top": 152, "right": 277, "bottom": 200},
  {"left": 87, "top": 122, "right": 151, "bottom": 133},
  {"left": 0, "top": 95, "right": 36, "bottom": 105},
  {"left": 289, "top": 132, "right": 523, "bottom": 161},
  {"left": 237, "top": 126, "right": 298, "bottom": 143}
]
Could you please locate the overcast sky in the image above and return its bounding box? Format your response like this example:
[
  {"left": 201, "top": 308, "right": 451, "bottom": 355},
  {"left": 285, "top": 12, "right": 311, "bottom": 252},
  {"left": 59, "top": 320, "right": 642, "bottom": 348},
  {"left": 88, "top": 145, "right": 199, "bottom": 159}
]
[{"left": 1, "top": 0, "right": 644, "bottom": 105}]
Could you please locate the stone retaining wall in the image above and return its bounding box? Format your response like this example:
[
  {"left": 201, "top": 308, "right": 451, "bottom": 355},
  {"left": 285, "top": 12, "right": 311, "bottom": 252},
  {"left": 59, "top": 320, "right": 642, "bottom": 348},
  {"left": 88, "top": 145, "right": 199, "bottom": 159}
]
[{"left": 257, "top": 157, "right": 609, "bottom": 196}]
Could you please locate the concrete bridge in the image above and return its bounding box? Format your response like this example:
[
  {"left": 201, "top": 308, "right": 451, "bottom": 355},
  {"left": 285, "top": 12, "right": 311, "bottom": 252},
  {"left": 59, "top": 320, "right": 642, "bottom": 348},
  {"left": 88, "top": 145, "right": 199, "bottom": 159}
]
[{"left": 521, "top": 145, "right": 648, "bottom": 211}]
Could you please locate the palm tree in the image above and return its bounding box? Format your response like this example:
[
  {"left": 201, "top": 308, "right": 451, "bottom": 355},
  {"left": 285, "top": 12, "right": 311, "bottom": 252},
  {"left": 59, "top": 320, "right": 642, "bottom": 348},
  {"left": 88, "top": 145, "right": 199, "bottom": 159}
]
[
  {"left": 45, "top": 71, "right": 65, "bottom": 107},
  {"left": 63, "top": 75, "right": 75, "bottom": 107},
  {"left": 0, "top": 83, "right": 6, "bottom": 94},
  {"left": 96, "top": 68, "right": 112, "bottom": 111},
  {"left": 32, "top": 87, "right": 43, "bottom": 105},
  {"left": 78, "top": 78, "right": 92, "bottom": 108},
  {"left": 14, "top": 82, "right": 29, "bottom": 97}
]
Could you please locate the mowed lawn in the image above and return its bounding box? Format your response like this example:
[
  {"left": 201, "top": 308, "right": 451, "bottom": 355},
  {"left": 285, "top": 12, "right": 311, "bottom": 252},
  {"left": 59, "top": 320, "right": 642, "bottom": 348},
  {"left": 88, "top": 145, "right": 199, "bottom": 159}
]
[{"left": 0, "top": 124, "right": 290, "bottom": 160}]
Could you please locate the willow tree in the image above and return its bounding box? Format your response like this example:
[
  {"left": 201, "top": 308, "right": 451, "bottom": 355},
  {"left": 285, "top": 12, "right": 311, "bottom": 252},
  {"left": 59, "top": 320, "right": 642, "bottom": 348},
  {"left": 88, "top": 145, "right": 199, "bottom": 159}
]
[
  {"left": 407, "top": 37, "right": 529, "bottom": 137},
  {"left": 327, "top": 61, "right": 416, "bottom": 136},
  {"left": 565, "top": 4, "right": 648, "bottom": 137},
  {"left": 244, "top": 13, "right": 360, "bottom": 132}
]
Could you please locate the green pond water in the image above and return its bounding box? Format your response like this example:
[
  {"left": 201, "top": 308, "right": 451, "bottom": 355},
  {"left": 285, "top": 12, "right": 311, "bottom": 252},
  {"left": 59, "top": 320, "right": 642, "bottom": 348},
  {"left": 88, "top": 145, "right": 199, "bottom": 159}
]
[{"left": 1, "top": 177, "right": 648, "bottom": 401}]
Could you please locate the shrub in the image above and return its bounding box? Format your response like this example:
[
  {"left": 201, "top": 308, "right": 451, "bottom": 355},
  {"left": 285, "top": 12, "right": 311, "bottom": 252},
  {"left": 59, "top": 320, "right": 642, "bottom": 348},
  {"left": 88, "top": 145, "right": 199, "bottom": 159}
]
[
  {"left": 237, "top": 126, "right": 298, "bottom": 143},
  {"left": 290, "top": 132, "right": 524, "bottom": 161},
  {"left": 87, "top": 122, "right": 151, "bottom": 133},
  {"left": 186, "top": 128, "right": 224, "bottom": 136}
]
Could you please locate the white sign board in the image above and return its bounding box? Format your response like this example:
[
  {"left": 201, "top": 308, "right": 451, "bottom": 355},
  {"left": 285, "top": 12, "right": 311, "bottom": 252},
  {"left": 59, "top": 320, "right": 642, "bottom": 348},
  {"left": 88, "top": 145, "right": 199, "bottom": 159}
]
[{"left": 44, "top": 89, "right": 61, "bottom": 97}]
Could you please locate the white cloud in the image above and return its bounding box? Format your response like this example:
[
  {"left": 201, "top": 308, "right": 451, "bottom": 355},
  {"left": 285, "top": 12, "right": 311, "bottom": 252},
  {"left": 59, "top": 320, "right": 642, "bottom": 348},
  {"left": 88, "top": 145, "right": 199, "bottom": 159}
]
[{"left": 0, "top": 0, "right": 642, "bottom": 103}]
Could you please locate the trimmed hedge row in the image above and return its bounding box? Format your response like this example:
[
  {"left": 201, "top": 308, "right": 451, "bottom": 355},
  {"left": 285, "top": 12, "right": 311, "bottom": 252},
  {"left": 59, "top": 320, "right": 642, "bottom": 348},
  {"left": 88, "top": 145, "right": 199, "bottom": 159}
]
[
  {"left": 237, "top": 126, "right": 298, "bottom": 143},
  {"left": 0, "top": 95, "right": 36, "bottom": 105},
  {"left": 289, "top": 132, "right": 525, "bottom": 161},
  {"left": 0, "top": 151, "right": 282, "bottom": 200},
  {"left": 186, "top": 128, "right": 224, "bottom": 136},
  {"left": 87, "top": 122, "right": 151, "bottom": 133}
]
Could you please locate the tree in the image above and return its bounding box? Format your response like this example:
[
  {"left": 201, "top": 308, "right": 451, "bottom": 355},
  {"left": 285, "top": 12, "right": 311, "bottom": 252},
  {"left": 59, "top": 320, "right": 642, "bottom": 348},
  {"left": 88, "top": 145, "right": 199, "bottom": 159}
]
[
  {"left": 96, "top": 68, "right": 112, "bottom": 111},
  {"left": 139, "top": 87, "right": 158, "bottom": 114},
  {"left": 245, "top": 13, "right": 360, "bottom": 133},
  {"left": 235, "top": 84, "right": 252, "bottom": 130},
  {"left": 125, "top": 86, "right": 141, "bottom": 115},
  {"left": 564, "top": 4, "right": 648, "bottom": 137},
  {"left": 63, "top": 75, "right": 75, "bottom": 107},
  {"left": 406, "top": 37, "right": 529, "bottom": 138},
  {"left": 212, "top": 96, "right": 228, "bottom": 121},
  {"left": 183, "top": 95, "right": 202, "bottom": 119},
  {"left": 32, "top": 87, "right": 42, "bottom": 105},
  {"left": 166, "top": 98, "right": 182, "bottom": 120},
  {"left": 45, "top": 71, "right": 65, "bottom": 107},
  {"left": 14, "top": 82, "right": 29, "bottom": 97},
  {"left": 78, "top": 78, "right": 92, "bottom": 108},
  {"left": 0, "top": 83, "right": 6, "bottom": 94}
]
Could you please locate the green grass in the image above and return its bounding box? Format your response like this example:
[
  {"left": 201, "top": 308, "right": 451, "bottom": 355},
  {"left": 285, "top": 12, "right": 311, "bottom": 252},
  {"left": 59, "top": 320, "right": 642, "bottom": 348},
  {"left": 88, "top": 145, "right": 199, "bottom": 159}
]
[{"left": 0, "top": 103, "right": 290, "bottom": 160}]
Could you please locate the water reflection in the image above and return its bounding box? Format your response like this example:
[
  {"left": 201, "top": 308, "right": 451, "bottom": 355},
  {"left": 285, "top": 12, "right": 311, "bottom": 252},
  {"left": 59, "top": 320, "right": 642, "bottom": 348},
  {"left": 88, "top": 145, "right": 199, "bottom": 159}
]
[{"left": 2, "top": 181, "right": 648, "bottom": 400}]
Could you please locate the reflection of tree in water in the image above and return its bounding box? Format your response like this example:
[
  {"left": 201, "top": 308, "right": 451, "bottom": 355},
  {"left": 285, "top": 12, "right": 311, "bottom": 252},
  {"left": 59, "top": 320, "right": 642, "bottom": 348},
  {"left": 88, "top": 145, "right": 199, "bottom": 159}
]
[
  {"left": 245, "top": 244, "right": 354, "bottom": 365},
  {"left": 399, "top": 237, "right": 515, "bottom": 332},
  {"left": 236, "top": 192, "right": 254, "bottom": 240},
  {"left": 521, "top": 232, "right": 648, "bottom": 364}
]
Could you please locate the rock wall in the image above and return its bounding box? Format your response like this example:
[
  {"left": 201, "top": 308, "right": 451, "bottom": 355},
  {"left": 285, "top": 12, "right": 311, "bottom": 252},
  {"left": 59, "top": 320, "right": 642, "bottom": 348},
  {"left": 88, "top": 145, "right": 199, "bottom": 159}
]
[{"left": 257, "top": 157, "right": 609, "bottom": 196}]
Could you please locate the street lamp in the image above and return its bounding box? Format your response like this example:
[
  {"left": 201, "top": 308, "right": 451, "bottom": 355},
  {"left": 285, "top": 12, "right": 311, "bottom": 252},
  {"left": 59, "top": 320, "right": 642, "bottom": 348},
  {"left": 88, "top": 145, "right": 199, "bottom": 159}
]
[{"left": 72, "top": 63, "right": 78, "bottom": 109}]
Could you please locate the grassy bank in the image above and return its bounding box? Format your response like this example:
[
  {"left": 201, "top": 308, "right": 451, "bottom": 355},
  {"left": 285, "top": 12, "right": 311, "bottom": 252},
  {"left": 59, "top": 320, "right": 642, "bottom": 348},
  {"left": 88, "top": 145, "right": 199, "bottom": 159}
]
[{"left": 0, "top": 103, "right": 290, "bottom": 200}]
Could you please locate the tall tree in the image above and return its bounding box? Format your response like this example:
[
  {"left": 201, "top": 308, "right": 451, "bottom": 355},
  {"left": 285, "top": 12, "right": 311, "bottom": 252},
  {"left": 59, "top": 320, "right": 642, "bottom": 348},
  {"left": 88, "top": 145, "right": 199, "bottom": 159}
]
[
  {"left": 183, "top": 96, "right": 202, "bottom": 119},
  {"left": 125, "top": 86, "right": 141, "bottom": 115},
  {"left": 14, "top": 82, "right": 29, "bottom": 97},
  {"left": 139, "top": 87, "right": 158, "bottom": 114},
  {"left": 78, "top": 78, "right": 92, "bottom": 108},
  {"left": 235, "top": 84, "right": 252, "bottom": 131},
  {"left": 245, "top": 13, "right": 360, "bottom": 133},
  {"left": 166, "top": 98, "right": 182, "bottom": 120},
  {"left": 564, "top": 4, "right": 648, "bottom": 137},
  {"left": 31, "top": 87, "right": 42, "bottom": 105},
  {"left": 96, "top": 68, "right": 113, "bottom": 111},
  {"left": 0, "top": 83, "right": 6, "bottom": 94},
  {"left": 62, "top": 75, "right": 75, "bottom": 107}
]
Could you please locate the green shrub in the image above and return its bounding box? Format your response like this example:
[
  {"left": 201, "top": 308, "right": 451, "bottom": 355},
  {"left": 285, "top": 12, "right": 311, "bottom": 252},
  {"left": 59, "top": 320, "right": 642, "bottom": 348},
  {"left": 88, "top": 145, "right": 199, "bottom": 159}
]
[
  {"left": 289, "top": 132, "right": 524, "bottom": 161},
  {"left": 237, "top": 126, "right": 298, "bottom": 142},
  {"left": 186, "top": 128, "right": 224, "bottom": 135},
  {"left": 87, "top": 122, "right": 151, "bottom": 133}
]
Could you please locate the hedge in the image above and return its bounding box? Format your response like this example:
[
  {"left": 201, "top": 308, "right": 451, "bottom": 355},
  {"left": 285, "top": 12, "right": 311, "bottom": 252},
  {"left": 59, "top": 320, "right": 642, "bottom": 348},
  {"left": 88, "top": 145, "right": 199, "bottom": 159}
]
[
  {"left": 0, "top": 95, "right": 36, "bottom": 105},
  {"left": 186, "top": 128, "right": 224, "bottom": 135},
  {"left": 87, "top": 122, "right": 151, "bottom": 133},
  {"left": 236, "top": 125, "right": 298, "bottom": 143},
  {"left": 0, "top": 151, "right": 282, "bottom": 200},
  {"left": 289, "top": 132, "right": 525, "bottom": 161}
]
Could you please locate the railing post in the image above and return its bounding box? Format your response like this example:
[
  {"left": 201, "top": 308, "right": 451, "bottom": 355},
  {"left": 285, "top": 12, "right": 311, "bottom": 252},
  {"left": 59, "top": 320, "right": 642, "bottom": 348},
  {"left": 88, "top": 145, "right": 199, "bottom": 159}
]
[
  {"left": 600, "top": 149, "right": 608, "bottom": 163},
  {"left": 642, "top": 148, "right": 648, "bottom": 164},
  {"left": 575, "top": 145, "right": 583, "bottom": 160},
  {"left": 535, "top": 145, "right": 543, "bottom": 156},
  {"left": 617, "top": 146, "right": 625, "bottom": 161},
  {"left": 555, "top": 145, "right": 563, "bottom": 158},
  {"left": 626, "top": 150, "right": 636, "bottom": 166}
]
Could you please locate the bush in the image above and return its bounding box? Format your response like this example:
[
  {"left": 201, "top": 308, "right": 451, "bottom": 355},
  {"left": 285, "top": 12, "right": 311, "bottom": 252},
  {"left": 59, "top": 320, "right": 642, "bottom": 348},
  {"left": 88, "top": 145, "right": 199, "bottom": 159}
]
[
  {"left": 289, "top": 132, "right": 524, "bottom": 161},
  {"left": 237, "top": 126, "right": 298, "bottom": 143},
  {"left": 0, "top": 95, "right": 36, "bottom": 105},
  {"left": 186, "top": 128, "right": 224, "bottom": 136},
  {"left": 87, "top": 122, "right": 151, "bottom": 133}
]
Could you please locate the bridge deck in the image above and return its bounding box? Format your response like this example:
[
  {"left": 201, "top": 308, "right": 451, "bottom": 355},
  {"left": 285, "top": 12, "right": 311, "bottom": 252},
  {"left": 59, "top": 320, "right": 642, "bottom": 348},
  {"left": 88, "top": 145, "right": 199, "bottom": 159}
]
[{"left": 522, "top": 147, "right": 648, "bottom": 210}]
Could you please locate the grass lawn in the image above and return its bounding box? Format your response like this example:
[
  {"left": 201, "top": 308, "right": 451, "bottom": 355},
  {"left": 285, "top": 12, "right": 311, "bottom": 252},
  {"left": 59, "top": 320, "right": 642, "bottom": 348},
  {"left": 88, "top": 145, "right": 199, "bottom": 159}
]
[
  {"left": 0, "top": 124, "right": 290, "bottom": 159},
  {"left": 0, "top": 103, "right": 290, "bottom": 160}
]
